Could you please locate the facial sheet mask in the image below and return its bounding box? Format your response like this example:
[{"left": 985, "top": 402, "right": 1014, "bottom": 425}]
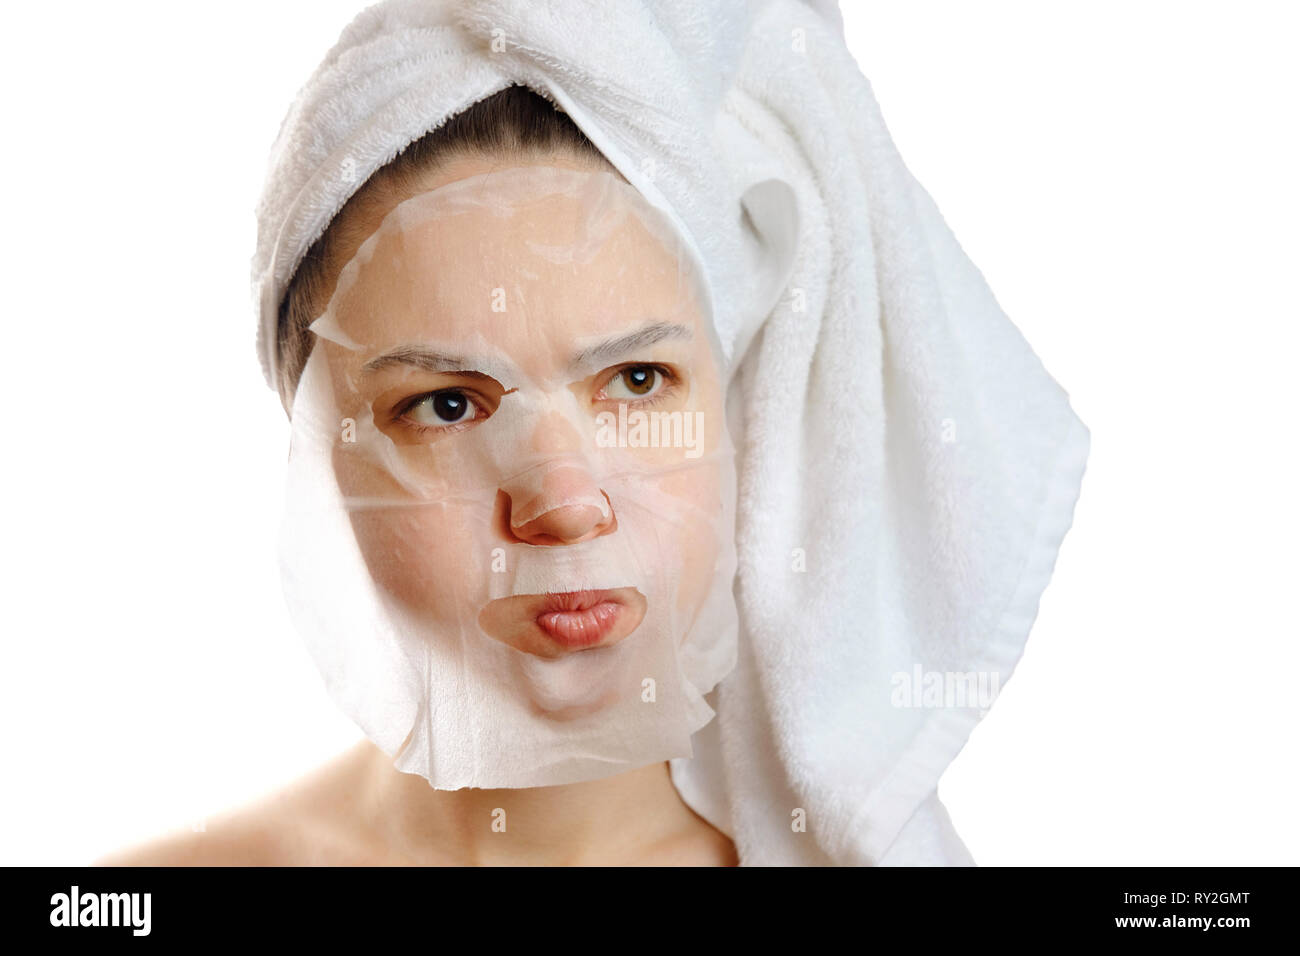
[{"left": 281, "top": 164, "right": 739, "bottom": 789}]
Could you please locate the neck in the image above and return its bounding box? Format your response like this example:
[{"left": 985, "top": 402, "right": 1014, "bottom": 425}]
[{"left": 354, "top": 741, "right": 733, "bottom": 865}]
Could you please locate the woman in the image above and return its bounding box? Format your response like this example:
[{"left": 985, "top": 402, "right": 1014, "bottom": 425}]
[{"left": 98, "top": 0, "right": 1088, "bottom": 867}]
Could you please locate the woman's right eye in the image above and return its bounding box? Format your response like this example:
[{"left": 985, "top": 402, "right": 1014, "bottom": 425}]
[{"left": 401, "top": 389, "right": 484, "bottom": 430}]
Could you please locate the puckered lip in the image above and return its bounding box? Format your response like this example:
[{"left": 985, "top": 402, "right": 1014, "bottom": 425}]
[
  {"left": 534, "top": 590, "right": 626, "bottom": 648},
  {"left": 478, "top": 587, "right": 647, "bottom": 658},
  {"left": 536, "top": 589, "right": 618, "bottom": 614}
]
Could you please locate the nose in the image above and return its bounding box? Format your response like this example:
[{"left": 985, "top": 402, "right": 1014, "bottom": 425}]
[{"left": 502, "top": 461, "right": 616, "bottom": 545}]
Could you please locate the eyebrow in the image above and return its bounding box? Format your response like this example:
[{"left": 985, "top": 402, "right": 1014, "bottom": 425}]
[
  {"left": 360, "top": 321, "right": 693, "bottom": 379},
  {"left": 362, "top": 345, "right": 487, "bottom": 377},
  {"left": 568, "top": 322, "right": 692, "bottom": 372}
]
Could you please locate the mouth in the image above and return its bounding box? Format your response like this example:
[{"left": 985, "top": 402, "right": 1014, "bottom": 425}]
[
  {"left": 478, "top": 586, "right": 647, "bottom": 658},
  {"left": 534, "top": 590, "right": 627, "bottom": 648}
]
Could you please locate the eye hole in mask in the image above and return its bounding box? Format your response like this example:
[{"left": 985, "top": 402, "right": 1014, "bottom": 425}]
[{"left": 381, "top": 361, "right": 683, "bottom": 443}]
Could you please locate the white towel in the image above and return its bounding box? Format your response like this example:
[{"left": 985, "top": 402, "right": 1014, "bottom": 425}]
[{"left": 251, "top": 0, "right": 1090, "bottom": 865}]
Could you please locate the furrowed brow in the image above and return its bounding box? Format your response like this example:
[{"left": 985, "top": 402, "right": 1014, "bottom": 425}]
[{"left": 363, "top": 345, "right": 475, "bottom": 376}]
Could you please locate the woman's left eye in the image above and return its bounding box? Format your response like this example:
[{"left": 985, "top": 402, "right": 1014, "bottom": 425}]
[{"left": 601, "top": 365, "right": 671, "bottom": 401}]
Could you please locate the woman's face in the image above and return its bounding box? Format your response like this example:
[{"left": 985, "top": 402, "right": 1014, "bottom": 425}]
[{"left": 306, "top": 155, "right": 729, "bottom": 664}]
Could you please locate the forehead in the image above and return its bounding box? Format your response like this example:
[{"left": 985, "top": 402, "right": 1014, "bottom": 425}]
[{"left": 312, "top": 165, "right": 707, "bottom": 378}]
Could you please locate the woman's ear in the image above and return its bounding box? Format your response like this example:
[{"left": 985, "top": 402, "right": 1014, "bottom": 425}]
[{"left": 730, "top": 177, "right": 800, "bottom": 370}]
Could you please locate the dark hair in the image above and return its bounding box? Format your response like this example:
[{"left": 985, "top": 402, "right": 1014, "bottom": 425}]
[{"left": 276, "top": 85, "right": 611, "bottom": 408}]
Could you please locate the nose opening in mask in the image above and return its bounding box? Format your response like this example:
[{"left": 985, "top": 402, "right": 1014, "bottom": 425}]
[{"left": 503, "top": 458, "right": 615, "bottom": 545}]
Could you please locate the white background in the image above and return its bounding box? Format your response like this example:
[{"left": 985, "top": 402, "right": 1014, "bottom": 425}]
[{"left": 1, "top": 1, "right": 1296, "bottom": 865}]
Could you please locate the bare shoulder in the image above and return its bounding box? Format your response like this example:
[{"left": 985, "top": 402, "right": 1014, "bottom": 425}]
[
  {"left": 92, "top": 813, "right": 281, "bottom": 867},
  {"left": 93, "top": 743, "right": 375, "bottom": 867}
]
